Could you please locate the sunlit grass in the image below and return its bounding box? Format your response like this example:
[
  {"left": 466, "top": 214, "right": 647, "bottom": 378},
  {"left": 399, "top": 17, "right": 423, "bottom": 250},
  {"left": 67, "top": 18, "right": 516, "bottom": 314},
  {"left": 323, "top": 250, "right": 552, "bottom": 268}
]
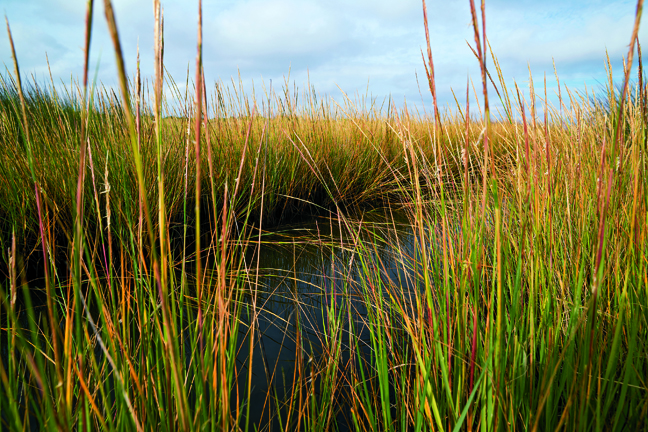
[{"left": 1, "top": 0, "right": 647, "bottom": 430}]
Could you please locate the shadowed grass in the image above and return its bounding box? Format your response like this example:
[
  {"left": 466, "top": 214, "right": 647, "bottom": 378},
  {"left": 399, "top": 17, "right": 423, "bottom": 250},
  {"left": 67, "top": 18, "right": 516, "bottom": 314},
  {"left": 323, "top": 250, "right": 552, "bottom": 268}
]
[{"left": 1, "top": 0, "right": 647, "bottom": 430}]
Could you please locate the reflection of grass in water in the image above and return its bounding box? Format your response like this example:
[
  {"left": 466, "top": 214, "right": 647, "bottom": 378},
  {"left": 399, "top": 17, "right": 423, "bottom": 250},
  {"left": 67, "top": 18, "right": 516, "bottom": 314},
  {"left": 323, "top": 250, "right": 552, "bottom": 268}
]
[{"left": 2, "top": 0, "right": 648, "bottom": 430}]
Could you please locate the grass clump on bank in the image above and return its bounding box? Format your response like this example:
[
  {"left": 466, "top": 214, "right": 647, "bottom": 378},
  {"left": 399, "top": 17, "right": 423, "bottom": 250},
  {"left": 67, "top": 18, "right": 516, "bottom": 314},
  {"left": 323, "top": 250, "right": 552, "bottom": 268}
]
[{"left": 1, "top": 0, "right": 647, "bottom": 430}]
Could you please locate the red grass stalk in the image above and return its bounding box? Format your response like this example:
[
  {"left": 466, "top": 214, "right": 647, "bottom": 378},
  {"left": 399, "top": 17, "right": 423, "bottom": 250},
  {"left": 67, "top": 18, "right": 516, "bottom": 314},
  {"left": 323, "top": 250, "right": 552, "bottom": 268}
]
[
  {"left": 632, "top": 38, "right": 644, "bottom": 246},
  {"left": 201, "top": 73, "right": 217, "bottom": 240},
  {"left": 468, "top": 305, "right": 478, "bottom": 395},
  {"left": 194, "top": 0, "right": 204, "bottom": 354},
  {"left": 421, "top": 0, "right": 441, "bottom": 130},
  {"left": 446, "top": 291, "right": 452, "bottom": 384},
  {"left": 480, "top": 1, "right": 487, "bottom": 66},
  {"left": 468, "top": 0, "right": 491, "bottom": 217},
  {"left": 587, "top": 0, "right": 643, "bottom": 405},
  {"left": 9, "top": 232, "right": 17, "bottom": 308},
  {"left": 5, "top": 18, "right": 31, "bottom": 148},
  {"left": 526, "top": 67, "right": 539, "bottom": 224},
  {"left": 543, "top": 73, "right": 553, "bottom": 267},
  {"left": 617, "top": 2, "right": 645, "bottom": 251},
  {"left": 515, "top": 84, "right": 531, "bottom": 178},
  {"left": 153, "top": 0, "right": 170, "bottom": 313},
  {"left": 75, "top": 0, "right": 94, "bottom": 291},
  {"left": 7, "top": 16, "right": 64, "bottom": 391},
  {"left": 102, "top": 1, "right": 187, "bottom": 427},
  {"left": 136, "top": 45, "right": 141, "bottom": 151},
  {"left": 200, "top": 69, "right": 231, "bottom": 430},
  {"left": 102, "top": 0, "right": 158, "bottom": 258},
  {"left": 154, "top": 0, "right": 163, "bottom": 122},
  {"left": 35, "top": 185, "right": 63, "bottom": 374},
  {"left": 553, "top": 59, "right": 565, "bottom": 128},
  {"left": 464, "top": 77, "right": 470, "bottom": 193},
  {"left": 136, "top": 43, "right": 144, "bottom": 268},
  {"left": 614, "top": 0, "right": 644, "bottom": 155},
  {"left": 82, "top": 0, "right": 94, "bottom": 91}
]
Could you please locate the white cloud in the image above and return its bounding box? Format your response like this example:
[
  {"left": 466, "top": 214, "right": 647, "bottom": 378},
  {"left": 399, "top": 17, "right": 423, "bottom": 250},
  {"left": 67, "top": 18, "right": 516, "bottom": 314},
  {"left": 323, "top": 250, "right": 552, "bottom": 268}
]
[
  {"left": 2, "top": 0, "right": 645, "bottom": 114},
  {"left": 212, "top": 0, "right": 344, "bottom": 57}
]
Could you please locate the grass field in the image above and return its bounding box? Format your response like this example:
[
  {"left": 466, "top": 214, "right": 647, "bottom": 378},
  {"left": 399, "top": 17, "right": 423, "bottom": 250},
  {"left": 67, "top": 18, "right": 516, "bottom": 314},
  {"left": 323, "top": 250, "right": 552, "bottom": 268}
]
[{"left": 1, "top": 0, "right": 647, "bottom": 430}]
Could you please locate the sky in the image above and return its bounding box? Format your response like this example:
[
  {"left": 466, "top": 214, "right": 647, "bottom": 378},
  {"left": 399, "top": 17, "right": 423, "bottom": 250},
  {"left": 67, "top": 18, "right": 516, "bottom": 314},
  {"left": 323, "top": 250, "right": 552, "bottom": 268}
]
[{"left": 2, "top": 0, "right": 646, "bottom": 117}]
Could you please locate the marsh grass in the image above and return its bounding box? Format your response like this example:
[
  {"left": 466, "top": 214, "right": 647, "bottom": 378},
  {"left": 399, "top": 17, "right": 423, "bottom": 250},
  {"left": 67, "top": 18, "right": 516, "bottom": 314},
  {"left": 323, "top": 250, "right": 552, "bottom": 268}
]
[{"left": 1, "top": 0, "right": 648, "bottom": 430}]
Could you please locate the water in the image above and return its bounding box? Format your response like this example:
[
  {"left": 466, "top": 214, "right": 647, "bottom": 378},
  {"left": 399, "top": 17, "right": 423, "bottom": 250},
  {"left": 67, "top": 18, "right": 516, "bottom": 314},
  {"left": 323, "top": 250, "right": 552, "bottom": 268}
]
[
  {"left": 235, "top": 208, "right": 424, "bottom": 429},
  {"left": 2, "top": 207, "right": 436, "bottom": 430}
]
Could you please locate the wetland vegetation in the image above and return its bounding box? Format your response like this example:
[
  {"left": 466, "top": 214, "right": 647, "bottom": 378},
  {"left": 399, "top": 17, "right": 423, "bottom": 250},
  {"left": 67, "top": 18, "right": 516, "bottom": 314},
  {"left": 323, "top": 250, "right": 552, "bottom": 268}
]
[{"left": 1, "top": 0, "right": 647, "bottom": 430}]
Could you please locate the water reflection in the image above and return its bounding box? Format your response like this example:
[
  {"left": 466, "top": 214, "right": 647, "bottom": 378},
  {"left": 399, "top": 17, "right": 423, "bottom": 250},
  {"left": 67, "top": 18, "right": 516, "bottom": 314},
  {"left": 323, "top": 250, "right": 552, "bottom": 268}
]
[{"left": 236, "top": 209, "right": 424, "bottom": 428}]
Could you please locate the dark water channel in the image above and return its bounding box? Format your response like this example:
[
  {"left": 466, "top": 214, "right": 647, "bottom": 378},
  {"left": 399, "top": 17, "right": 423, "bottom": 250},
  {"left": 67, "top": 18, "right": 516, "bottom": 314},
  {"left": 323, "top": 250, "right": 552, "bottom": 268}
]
[
  {"left": 1, "top": 208, "right": 436, "bottom": 431},
  {"left": 237, "top": 209, "right": 425, "bottom": 429}
]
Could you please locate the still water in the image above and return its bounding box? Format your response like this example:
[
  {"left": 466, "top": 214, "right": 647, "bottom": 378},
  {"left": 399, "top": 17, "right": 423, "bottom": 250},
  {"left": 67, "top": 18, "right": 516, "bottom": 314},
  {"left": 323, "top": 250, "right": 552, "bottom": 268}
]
[{"left": 234, "top": 208, "right": 429, "bottom": 428}]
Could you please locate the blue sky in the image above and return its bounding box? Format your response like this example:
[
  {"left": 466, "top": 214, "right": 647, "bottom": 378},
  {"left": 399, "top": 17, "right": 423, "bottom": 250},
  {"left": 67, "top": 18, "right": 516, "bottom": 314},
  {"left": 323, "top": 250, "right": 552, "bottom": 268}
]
[{"left": 2, "top": 0, "right": 645, "bottom": 116}]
